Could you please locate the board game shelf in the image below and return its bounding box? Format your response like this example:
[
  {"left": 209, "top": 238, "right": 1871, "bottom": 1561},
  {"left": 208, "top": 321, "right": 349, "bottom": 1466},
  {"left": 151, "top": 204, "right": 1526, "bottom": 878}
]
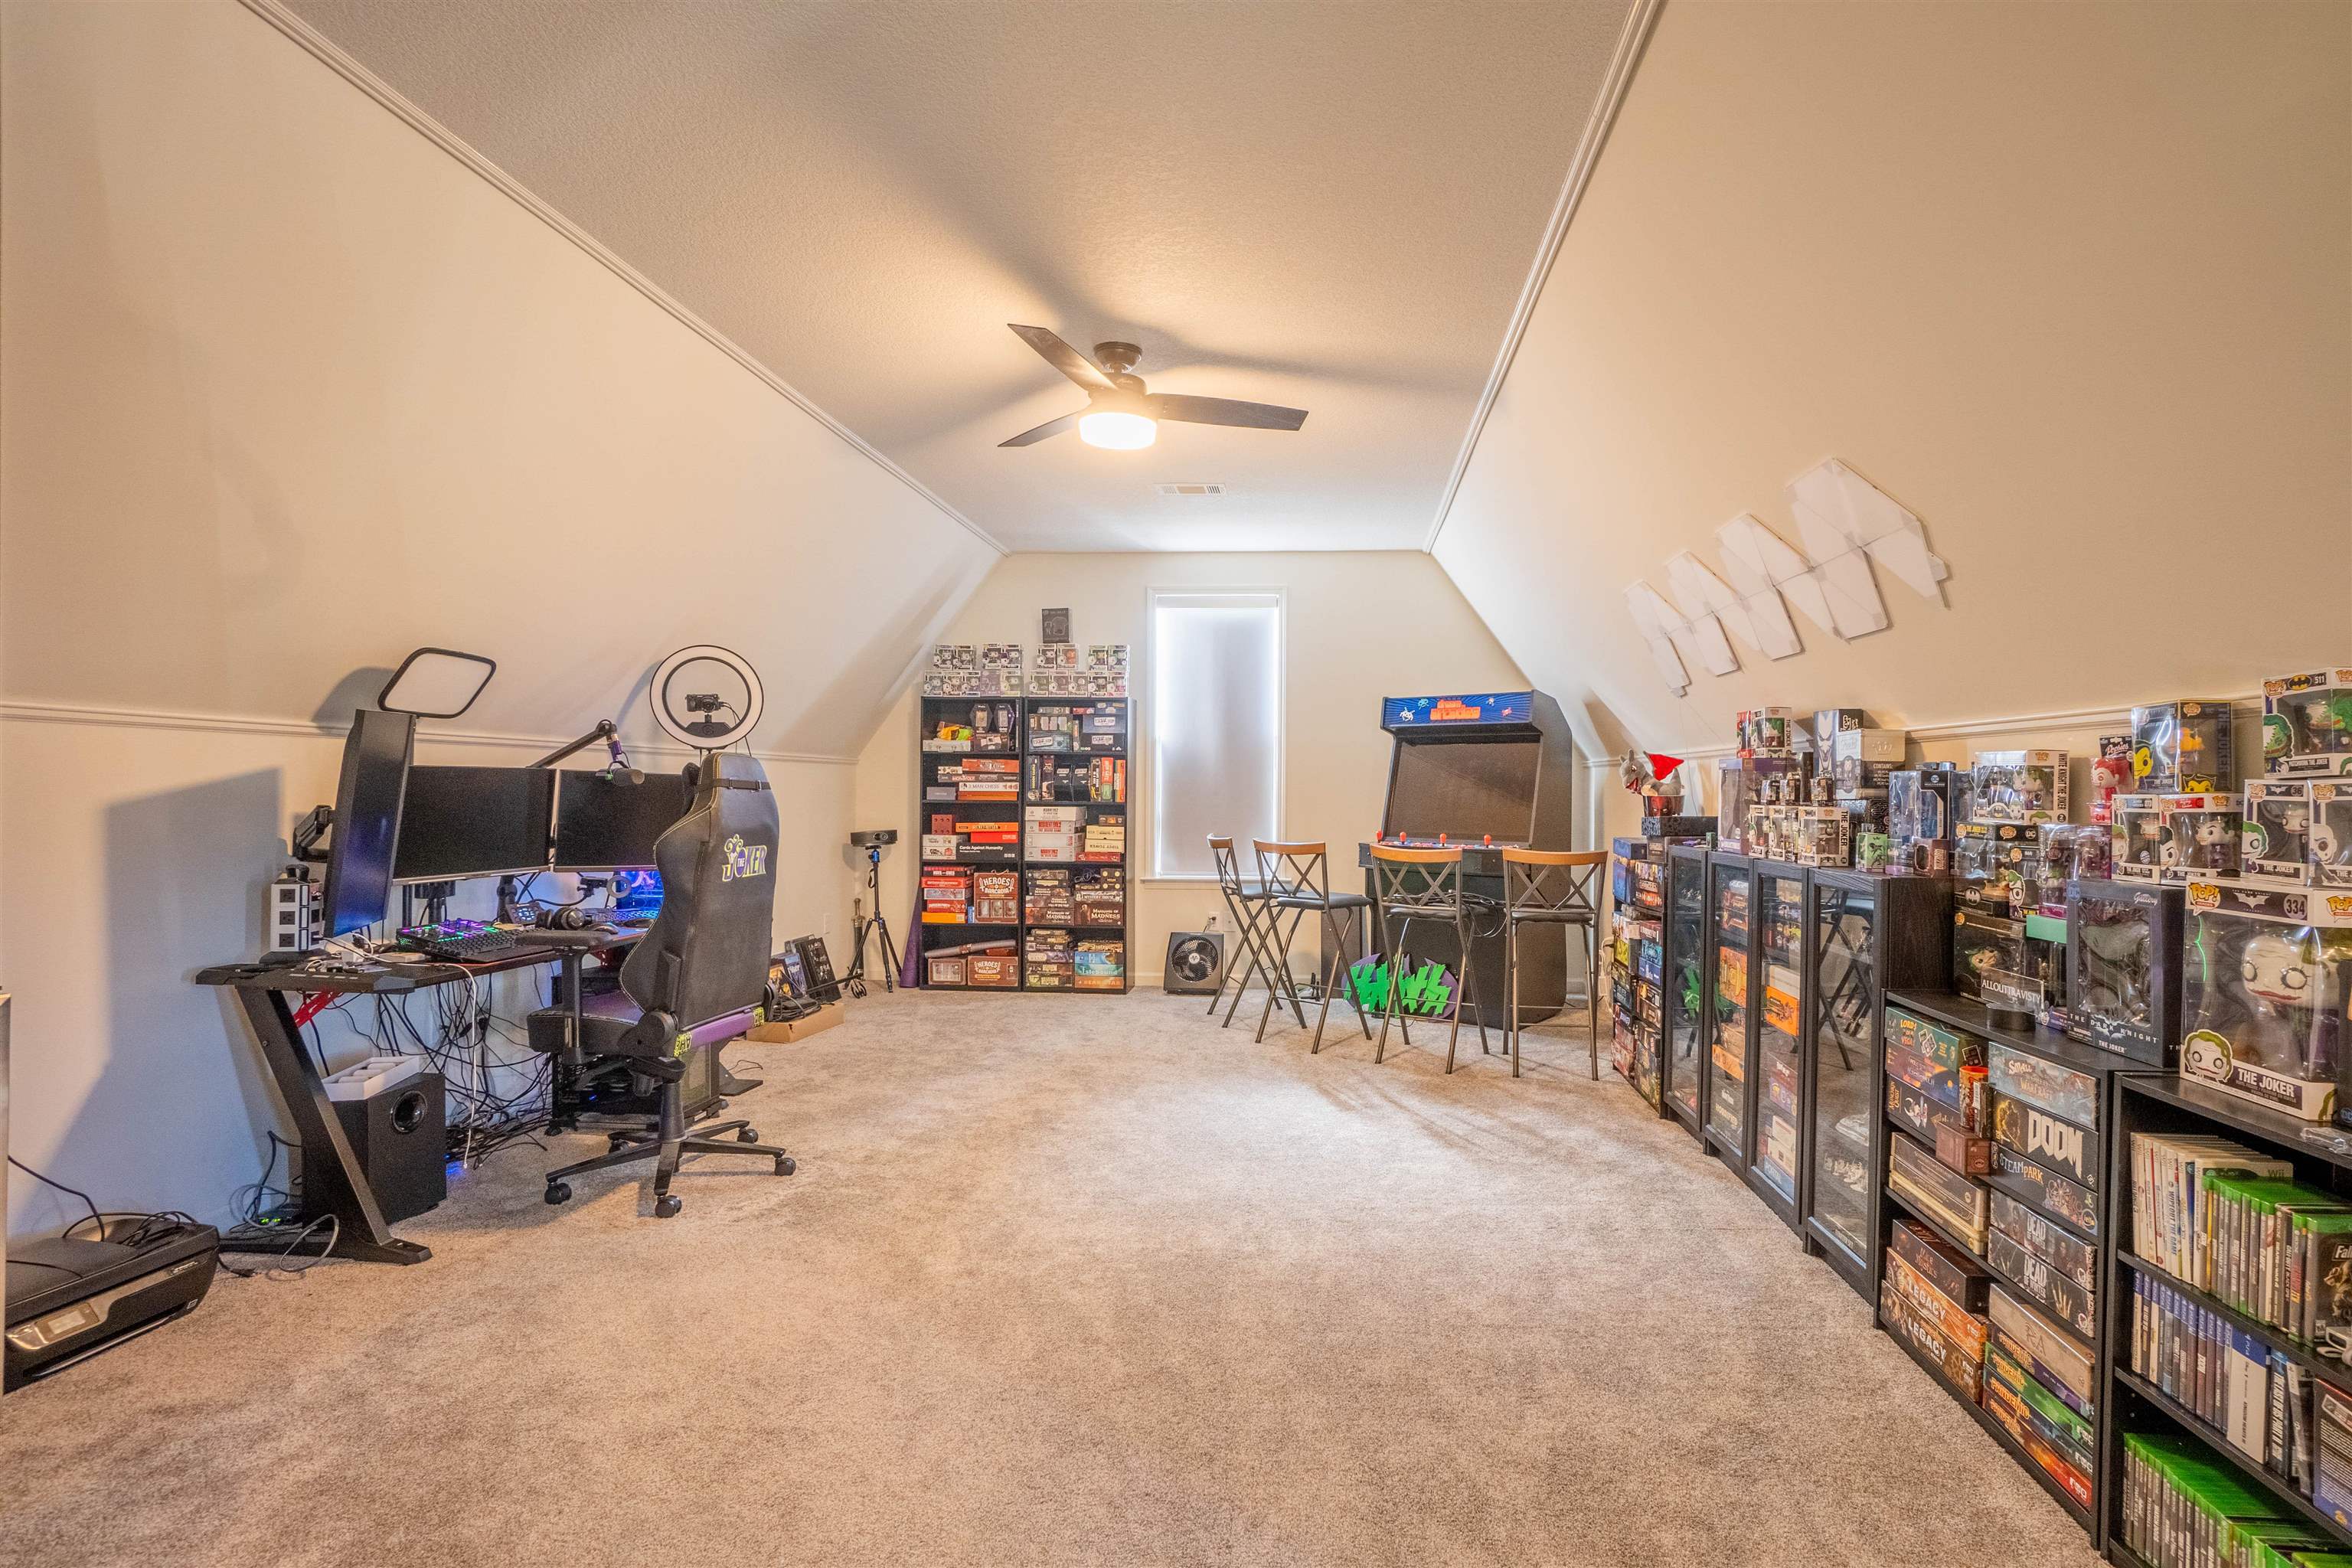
[{"left": 917, "top": 671, "right": 1130, "bottom": 995}]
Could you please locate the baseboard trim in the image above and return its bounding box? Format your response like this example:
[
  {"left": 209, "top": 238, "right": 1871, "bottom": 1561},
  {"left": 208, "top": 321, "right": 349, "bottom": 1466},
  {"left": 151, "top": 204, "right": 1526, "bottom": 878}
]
[{"left": 0, "top": 698, "right": 856, "bottom": 766}]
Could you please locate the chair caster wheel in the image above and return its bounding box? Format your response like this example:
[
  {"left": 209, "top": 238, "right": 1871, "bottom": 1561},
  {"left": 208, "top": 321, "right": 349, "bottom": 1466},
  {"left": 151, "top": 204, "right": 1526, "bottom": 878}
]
[
  {"left": 544, "top": 1182, "right": 571, "bottom": 1205},
  {"left": 654, "top": 1194, "right": 682, "bottom": 1219},
  {"left": 775, "top": 1156, "right": 795, "bottom": 1175},
  {"left": 737, "top": 1126, "right": 759, "bottom": 1143},
  {"left": 607, "top": 1134, "right": 630, "bottom": 1152}
]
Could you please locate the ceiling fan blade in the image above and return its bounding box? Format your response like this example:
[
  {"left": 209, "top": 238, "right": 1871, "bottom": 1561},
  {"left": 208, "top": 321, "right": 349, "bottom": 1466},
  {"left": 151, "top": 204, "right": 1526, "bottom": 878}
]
[
  {"left": 1147, "top": 394, "right": 1308, "bottom": 431},
  {"left": 1008, "top": 324, "right": 1115, "bottom": 394},
  {"left": 999, "top": 411, "right": 1081, "bottom": 448}
]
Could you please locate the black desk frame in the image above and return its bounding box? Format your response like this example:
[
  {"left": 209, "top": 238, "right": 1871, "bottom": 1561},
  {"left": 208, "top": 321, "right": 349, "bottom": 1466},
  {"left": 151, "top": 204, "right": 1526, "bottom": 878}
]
[{"left": 198, "top": 936, "right": 635, "bottom": 1266}]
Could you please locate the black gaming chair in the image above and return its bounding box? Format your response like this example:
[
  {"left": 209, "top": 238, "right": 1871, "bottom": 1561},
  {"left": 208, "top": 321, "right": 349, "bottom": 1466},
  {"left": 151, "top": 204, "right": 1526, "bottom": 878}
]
[{"left": 537, "top": 753, "right": 795, "bottom": 1217}]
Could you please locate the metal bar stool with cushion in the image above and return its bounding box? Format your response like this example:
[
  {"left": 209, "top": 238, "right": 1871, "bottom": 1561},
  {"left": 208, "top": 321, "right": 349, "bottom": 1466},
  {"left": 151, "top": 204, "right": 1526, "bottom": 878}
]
[
  {"left": 1252, "top": 840, "right": 1374, "bottom": 1052},
  {"left": 1208, "top": 835, "right": 1302, "bottom": 1031},
  {"left": 1369, "top": 845, "right": 1491, "bottom": 1073},
  {"left": 1501, "top": 848, "right": 1608, "bottom": 1080}
]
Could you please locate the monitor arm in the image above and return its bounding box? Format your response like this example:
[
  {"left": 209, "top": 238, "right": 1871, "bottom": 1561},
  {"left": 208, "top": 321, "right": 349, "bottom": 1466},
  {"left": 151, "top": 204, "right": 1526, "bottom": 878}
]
[
  {"left": 292, "top": 803, "right": 334, "bottom": 864},
  {"left": 533, "top": 718, "right": 629, "bottom": 773}
]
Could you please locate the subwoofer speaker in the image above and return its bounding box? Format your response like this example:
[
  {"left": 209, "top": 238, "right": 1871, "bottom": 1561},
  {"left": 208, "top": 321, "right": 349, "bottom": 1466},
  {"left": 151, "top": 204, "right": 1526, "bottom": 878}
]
[
  {"left": 1162, "top": 931, "right": 1226, "bottom": 995},
  {"left": 331, "top": 1072, "right": 446, "bottom": 1223}
]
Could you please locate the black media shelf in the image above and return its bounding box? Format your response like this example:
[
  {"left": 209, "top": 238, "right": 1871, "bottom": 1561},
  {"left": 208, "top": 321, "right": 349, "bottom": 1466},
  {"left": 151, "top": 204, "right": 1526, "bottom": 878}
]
[
  {"left": 2112, "top": 1368, "right": 2344, "bottom": 1538},
  {"left": 2115, "top": 1250, "right": 2349, "bottom": 1381}
]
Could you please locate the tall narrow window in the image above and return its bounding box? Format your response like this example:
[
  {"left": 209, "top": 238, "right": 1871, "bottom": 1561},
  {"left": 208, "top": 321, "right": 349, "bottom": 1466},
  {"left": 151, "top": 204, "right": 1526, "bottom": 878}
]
[{"left": 1150, "top": 591, "right": 1282, "bottom": 879}]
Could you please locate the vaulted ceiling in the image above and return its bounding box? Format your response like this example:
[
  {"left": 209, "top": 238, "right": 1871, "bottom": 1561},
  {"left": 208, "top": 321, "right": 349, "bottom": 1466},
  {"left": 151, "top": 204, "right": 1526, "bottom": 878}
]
[{"left": 286, "top": 0, "right": 1640, "bottom": 552}]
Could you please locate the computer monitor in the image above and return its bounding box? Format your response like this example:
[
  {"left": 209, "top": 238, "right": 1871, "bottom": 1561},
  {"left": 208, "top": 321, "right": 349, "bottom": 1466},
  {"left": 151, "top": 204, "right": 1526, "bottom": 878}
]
[
  {"left": 393, "top": 766, "right": 556, "bottom": 882},
  {"left": 322, "top": 709, "right": 416, "bottom": 937},
  {"left": 552, "top": 769, "right": 694, "bottom": 871}
]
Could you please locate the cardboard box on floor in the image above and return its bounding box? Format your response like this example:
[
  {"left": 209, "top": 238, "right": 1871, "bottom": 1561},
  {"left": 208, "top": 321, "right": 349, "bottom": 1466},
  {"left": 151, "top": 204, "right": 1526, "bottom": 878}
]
[{"left": 745, "top": 1002, "right": 844, "bottom": 1044}]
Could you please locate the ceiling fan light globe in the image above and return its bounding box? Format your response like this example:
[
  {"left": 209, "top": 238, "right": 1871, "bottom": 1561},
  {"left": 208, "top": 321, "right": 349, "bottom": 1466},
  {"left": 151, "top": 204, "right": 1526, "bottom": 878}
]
[{"left": 1078, "top": 410, "right": 1157, "bottom": 450}]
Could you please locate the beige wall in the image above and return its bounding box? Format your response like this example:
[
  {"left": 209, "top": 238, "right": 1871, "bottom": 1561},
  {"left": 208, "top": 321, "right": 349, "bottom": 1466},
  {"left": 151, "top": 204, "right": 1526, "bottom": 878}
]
[
  {"left": 1436, "top": 0, "right": 2351, "bottom": 765},
  {"left": 0, "top": 2, "right": 987, "bottom": 1234},
  {"left": 853, "top": 553, "right": 1531, "bottom": 984}
]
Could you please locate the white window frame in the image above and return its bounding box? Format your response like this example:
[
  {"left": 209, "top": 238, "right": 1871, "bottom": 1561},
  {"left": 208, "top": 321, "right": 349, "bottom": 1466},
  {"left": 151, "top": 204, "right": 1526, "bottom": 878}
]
[{"left": 1145, "top": 587, "right": 1286, "bottom": 882}]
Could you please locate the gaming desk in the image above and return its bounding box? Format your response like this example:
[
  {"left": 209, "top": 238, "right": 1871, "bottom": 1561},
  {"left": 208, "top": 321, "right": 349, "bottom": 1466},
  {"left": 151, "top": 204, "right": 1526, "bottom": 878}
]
[{"left": 196, "top": 932, "right": 640, "bottom": 1265}]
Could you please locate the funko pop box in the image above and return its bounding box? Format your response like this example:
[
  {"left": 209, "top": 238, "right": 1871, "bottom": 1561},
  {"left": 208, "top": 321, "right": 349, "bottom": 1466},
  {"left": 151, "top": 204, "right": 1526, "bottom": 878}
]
[
  {"left": 2262, "top": 668, "right": 2352, "bottom": 779},
  {"left": 2131, "top": 699, "right": 2236, "bottom": 795},
  {"left": 2177, "top": 879, "right": 2352, "bottom": 1124}
]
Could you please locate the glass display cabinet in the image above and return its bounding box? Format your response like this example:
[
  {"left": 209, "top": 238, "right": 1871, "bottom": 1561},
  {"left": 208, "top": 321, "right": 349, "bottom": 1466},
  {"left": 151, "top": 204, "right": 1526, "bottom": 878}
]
[
  {"left": 1661, "top": 845, "right": 1710, "bottom": 1140},
  {"left": 1746, "top": 864, "right": 1809, "bottom": 1227},
  {"left": 1801, "top": 869, "right": 1952, "bottom": 1300},
  {"left": 1702, "top": 853, "right": 1754, "bottom": 1165}
]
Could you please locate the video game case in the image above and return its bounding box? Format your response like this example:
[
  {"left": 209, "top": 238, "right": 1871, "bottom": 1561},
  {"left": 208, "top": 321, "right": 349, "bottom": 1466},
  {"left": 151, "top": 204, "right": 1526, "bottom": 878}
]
[
  {"left": 2305, "top": 1213, "right": 2352, "bottom": 1346},
  {"left": 1890, "top": 1130, "right": 1991, "bottom": 1235},
  {"left": 1890, "top": 1218, "right": 1991, "bottom": 1312},
  {"left": 1990, "top": 1188, "right": 2097, "bottom": 1294},
  {"left": 1990, "top": 1093, "right": 2097, "bottom": 1191},
  {"left": 1880, "top": 1274, "right": 1982, "bottom": 1401},
  {"left": 2318, "top": 1381, "right": 2352, "bottom": 1530},
  {"left": 1989, "top": 1148, "right": 2101, "bottom": 1240},
  {"left": 1884, "top": 1247, "right": 1991, "bottom": 1361},
  {"left": 1988, "top": 1227, "right": 2094, "bottom": 1340}
]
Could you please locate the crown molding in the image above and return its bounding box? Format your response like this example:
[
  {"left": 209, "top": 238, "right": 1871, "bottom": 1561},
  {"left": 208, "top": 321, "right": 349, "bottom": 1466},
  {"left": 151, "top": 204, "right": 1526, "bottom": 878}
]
[
  {"left": 234, "top": 0, "right": 1006, "bottom": 559},
  {"left": 0, "top": 699, "right": 855, "bottom": 766},
  {"left": 1423, "top": 0, "right": 1663, "bottom": 555}
]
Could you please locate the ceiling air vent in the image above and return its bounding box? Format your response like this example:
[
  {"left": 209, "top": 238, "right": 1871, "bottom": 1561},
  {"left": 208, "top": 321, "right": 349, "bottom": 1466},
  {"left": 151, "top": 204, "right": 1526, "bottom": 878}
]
[{"left": 1155, "top": 482, "right": 1229, "bottom": 497}]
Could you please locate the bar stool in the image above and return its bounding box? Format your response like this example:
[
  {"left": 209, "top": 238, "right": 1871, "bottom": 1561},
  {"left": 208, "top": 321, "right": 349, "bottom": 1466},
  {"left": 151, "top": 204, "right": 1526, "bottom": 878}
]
[
  {"left": 1207, "top": 835, "right": 1301, "bottom": 1031},
  {"left": 1368, "top": 844, "right": 1491, "bottom": 1073},
  {"left": 1501, "top": 848, "right": 1608, "bottom": 1080},
  {"left": 1251, "top": 841, "right": 1374, "bottom": 1052}
]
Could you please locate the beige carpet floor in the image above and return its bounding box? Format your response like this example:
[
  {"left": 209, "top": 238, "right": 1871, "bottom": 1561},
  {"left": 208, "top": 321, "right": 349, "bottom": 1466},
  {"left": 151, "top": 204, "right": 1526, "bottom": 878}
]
[{"left": 1, "top": 988, "right": 2102, "bottom": 1567}]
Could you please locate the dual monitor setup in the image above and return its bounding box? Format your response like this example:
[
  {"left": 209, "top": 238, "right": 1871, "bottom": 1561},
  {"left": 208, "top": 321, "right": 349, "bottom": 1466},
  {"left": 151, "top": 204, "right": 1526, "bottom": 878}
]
[{"left": 315, "top": 707, "right": 687, "bottom": 941}]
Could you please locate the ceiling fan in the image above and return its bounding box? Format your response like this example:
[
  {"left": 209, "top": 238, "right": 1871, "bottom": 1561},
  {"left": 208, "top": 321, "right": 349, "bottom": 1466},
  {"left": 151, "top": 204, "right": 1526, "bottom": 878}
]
[{"left": 998, "top": 325, "right": 1308, "bottom": 450}]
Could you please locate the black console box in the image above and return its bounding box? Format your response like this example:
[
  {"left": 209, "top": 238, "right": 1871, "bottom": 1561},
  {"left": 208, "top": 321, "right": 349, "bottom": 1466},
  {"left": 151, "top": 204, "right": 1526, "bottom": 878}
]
[{"left": 5, "top": 1220, "right": 219, "bottom": 1391}]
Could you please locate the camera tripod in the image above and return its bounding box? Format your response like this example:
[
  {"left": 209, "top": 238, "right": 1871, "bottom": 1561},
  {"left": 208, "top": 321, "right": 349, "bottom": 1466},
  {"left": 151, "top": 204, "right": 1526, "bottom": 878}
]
[{"left": 844, "top": 843, "right": 900, "bottom": 997}]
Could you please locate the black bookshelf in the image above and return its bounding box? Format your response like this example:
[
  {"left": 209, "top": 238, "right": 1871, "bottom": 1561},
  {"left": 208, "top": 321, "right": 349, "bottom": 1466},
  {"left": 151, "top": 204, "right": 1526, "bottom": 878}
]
[
  {"left": 914, "top": 692, "right": 1132, "bottom": 995},
  {"left": 2099, "top": 1073, "right": 2352, "bottom": 1565}
]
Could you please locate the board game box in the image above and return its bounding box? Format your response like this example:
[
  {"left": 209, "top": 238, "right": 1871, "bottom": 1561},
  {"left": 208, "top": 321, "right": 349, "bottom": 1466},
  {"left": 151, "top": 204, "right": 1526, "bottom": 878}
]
[
  {"left": 1985, "top": 1339, "right": 2095, "bottom": 1469},
  {"left": 1890, "top": 1130, "right": 1991, "bottom": 1238},
  {"left": 1990, "top": 1285, "right": 2096, "bottom": 1413},
  {"left": 1890, "top": 1219, "right": 1990, "bottom": 1314},
  {"left": 1980, "top": 1376, "right": 2096, "bottom": 1511},
  {"left": 1989, "top": 1147, "right": 2101, "bottom": 1240},
  {"left": 1989, "top": 1188, "right": 2097, "bottom": 1293},
  {"left": 1988, "top": 1227, "right": 2094, "bottom": 1339},
  {"left": 1987, "top": 1042, "right": 2099, "bottom": 1128},
  {"left": 1880, "top": 1274, "right": 1982, "bottom": 1400},
  {"left": 1991, "top": 1093, "right": 2097, "bottom": 1190}
]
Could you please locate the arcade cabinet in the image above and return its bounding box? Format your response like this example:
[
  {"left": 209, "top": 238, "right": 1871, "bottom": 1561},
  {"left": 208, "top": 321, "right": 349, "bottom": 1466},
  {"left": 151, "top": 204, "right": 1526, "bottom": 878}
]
[{"left": 1358, "top": 690, "right": 1579, "bottom": 1027}]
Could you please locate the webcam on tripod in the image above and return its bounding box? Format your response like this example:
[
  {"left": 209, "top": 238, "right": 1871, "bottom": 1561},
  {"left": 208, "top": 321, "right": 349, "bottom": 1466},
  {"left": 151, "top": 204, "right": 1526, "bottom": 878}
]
[{"left": 850, "top": 829, "right": 898, "bottom": 849}]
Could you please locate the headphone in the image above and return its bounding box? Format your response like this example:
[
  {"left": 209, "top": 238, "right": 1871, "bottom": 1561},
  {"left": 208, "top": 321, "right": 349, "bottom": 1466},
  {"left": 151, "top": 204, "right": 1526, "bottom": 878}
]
[{"left": 536, "top": 906, "right": 599, "bottom": 931}]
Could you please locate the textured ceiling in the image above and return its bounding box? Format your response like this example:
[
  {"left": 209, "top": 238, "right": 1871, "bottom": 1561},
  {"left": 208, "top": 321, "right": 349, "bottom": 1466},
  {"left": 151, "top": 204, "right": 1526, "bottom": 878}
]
[{"left": 285, "top": 0, "right": 1635, "bottom": 552}]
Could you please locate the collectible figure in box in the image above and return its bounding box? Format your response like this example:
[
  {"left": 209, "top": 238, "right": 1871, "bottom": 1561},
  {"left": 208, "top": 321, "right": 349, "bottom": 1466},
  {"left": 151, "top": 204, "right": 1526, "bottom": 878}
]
[
  {"left": 2317, "top": 782, "right": 2352, "bottom": 889},
  {"left": 1889, "top": 764, "right": 1960, "bottom": 875},
  {"left": 1830, "top": 728, "right": 1906, "bottom": 799},
  {"left": 2066, "top": 879, "right": 2183, "bottom": 1062},
  {"left": 2262, "top": 668, "right": 2352, "bottom": 778},
  {"left": 1811, "top": 708, "right": 1870, "bottom": 760},
  {"left": 2131, "top": 699, "right": 2236, "bottom": 794},
  {"left": 2037, "top": 824, "right": 2107, "bottom": 913},
  {"left": 2112, "top": 794, "right": 2173, "bottom": 881},
  {"left": 1856, "top": 831, "right": 1892, "bottom": 871},
  {"left": 1954, "top": 906, "right": 2027, "bottom": 1003},
  {"left": 2178, "top": 880, "right": 2352, "bottom": 1122},
  {"left": 1969, "top": 750, "right": 2070, "bottom": 825},
  {"left": 2244, "top": 781, "right": 2314, "bottom": 884},
  {"left": 2090, "top": 735, "right": 2132, "bottom": 826},
  {"left": 1956, "top": 822, "right": 2038, "bottom": 913},
  {"left": 1717, "top": 755, "right": 1801, "bottom": 852},
  {"left": 2162, "top": 794, "right": 2241, "bottom": 881},
  {"left": 1794, "top": 805, "right": 1851, "bottom": 867},
  {"left": 1736, "top": 707, "right": 1797, "bottom": 756}
]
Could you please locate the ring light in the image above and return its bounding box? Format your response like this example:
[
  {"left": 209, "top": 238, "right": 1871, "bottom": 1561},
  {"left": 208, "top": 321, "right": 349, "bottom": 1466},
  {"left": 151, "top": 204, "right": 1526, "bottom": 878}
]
[{"left": 648, "top": 644, "right": 763, "bottom": 750}]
